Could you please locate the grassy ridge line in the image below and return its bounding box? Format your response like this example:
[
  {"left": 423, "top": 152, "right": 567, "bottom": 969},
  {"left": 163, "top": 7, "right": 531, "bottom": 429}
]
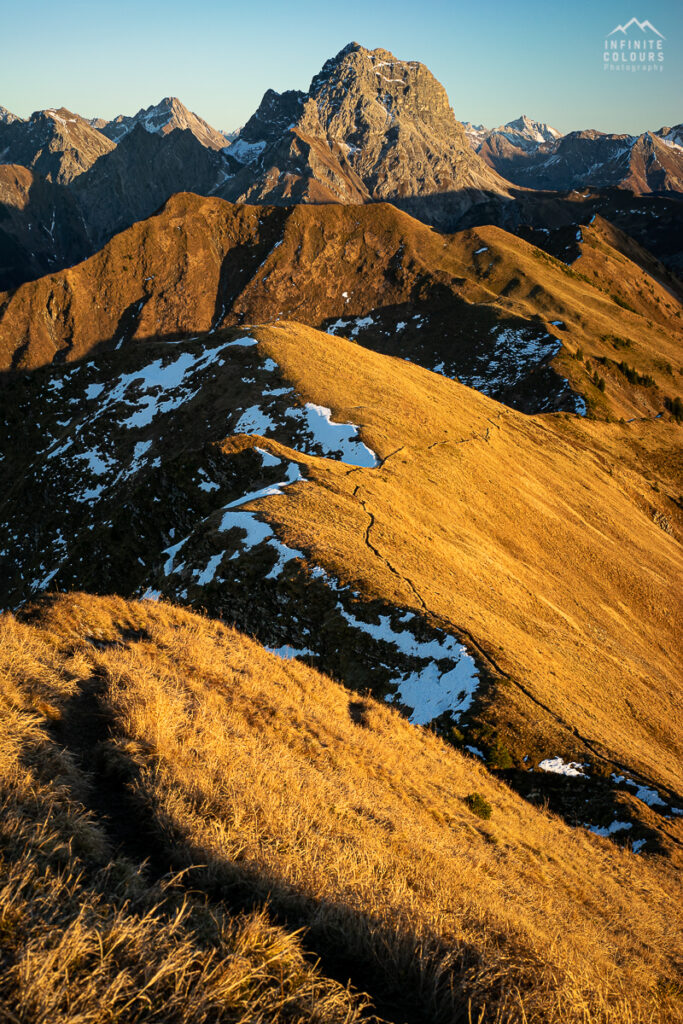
[
  {"left": 245, "top": 323, "right": 683, "bottom": 800},
  {"left": 0, "top": 195, "right": 680, "bottom": 421},
  {"left": 1, "top": 592, "right": 681, "bottom": 1023},
  {"left": 0, "top": 599, "right": 369, "bottom": 1024}
]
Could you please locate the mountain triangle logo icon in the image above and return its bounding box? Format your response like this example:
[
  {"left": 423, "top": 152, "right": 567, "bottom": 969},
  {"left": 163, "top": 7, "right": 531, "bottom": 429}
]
[{"left": 607, "top": 18, "right": 665, "bottom": 38}]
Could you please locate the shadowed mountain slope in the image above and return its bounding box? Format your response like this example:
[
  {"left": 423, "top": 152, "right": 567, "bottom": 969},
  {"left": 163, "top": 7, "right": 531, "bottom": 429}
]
[
  {"left": 69, "top": 125, "right": 232, "bottom": 251},
  {"left": 0, "top": 164, "right": 91, "bottom": 290}
]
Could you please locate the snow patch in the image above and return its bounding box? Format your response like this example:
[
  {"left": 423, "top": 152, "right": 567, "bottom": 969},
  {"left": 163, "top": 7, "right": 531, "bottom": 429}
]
[
  {"left": 287, "top": 403, "right": 378, "bottom": 468},
  {"left": 539, "top": 757, "right": 587, "bottom": 777},
  {"left": 587, "top": 820, "right": 632, "bottom": 837}
]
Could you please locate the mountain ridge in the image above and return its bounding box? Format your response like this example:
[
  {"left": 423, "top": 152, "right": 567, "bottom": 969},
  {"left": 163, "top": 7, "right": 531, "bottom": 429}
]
[
  {"left": 472, "top": 122, "right": 683, "bottom": 193},
  {"left": 1, "top": 191, "right": 680, "bottom": 422},
  {"left": 3, "top": 589, "right": 681, "bottom": 1023},
  {"left": 1, "top": 44, "right": 682, "bottom": 293}
]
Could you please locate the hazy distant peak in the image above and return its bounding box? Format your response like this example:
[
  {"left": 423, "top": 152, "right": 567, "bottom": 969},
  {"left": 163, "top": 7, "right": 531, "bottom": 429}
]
[
  {"left": 502, "top": 115, "right": 562, "bottom": 143},
  {"left": 100, "top": 97, "right": 228, "bottom": 150}
]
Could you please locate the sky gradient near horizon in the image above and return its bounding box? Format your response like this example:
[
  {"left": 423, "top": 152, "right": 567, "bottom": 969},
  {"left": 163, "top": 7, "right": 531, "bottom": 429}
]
[{"left": 2, "top": 0, "right": 681, "bottom": 135}]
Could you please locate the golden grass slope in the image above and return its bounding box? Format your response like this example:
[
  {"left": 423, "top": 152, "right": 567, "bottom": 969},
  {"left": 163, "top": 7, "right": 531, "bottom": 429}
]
[
  {"left": 230, "top": 323, "right": 683, "bottom": 812},
  {"left": 455, "top": 217, "right": 683, "bottom": 419},
  {"left": 1, "top": 592, "right": 682, "bottom": 1023},
  {"left": 0, "top": 194, "right": 680, "bottom": 420},
  {"left": 0, "top": 598, "right": 367, "bottom": 1024}
]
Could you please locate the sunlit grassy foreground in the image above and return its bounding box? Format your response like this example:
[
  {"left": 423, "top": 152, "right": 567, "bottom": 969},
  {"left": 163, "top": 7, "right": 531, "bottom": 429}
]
[{"left": 1, "top": 592, "right": 680, "bottom": 1023}]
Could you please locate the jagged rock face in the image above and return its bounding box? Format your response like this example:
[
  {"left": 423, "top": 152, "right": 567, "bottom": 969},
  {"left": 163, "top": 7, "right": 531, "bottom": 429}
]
[
  {"left": 100, "top": 96, "right": 228, "bottom": 150},
  {"left": 237, "top": 89, "right": 306, "bottom": 148},
  {"left": 221, "top": 42, "right": 509, "bottom": 208},
  {"left": 299, "top": 44, "right": 479, "bottom": 197},
  {"left": 0, "top": 108, "right": 115, "bottom": 184}
]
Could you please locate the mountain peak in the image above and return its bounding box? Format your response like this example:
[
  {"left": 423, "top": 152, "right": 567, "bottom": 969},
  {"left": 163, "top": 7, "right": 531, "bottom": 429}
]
[
  {"left": 100, "top": 97, "right": 228, "bottom": 150},
  {"left": 308, "top": 41, "right": 414, "bottom": 92},
  {"left": 0, "top": 105, "right": 22, "bottom": 124},
  {"left": 0, "top": 106, "right": 115, "bottom": 184},
  {"left": 42, "top": 107, "right": 82, "bottom": 125},
  {"left": 505, "top": 114, "right": 559, "bottom": 133},
  {"left": 500, "top": 115, "right": 562, "bottom": 143},
  {"left": 334, "top": 40, "right": 364, "bottom": 57},
  {"left": 219, "top": 41, "right": 508, "bottom": 214}
]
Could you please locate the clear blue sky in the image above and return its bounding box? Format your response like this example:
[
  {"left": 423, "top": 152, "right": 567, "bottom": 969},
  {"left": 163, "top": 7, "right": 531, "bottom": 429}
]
[{"left": 2, "top": 0, "right": 681, "bottom": 135}]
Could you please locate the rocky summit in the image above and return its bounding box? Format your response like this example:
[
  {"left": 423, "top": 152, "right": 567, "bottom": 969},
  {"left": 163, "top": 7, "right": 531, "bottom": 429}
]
[
  {"left": 221, "top": 42, "right": 510, "bottom": 216},
  {"left": 0, "top": 106, "right": 115, "bottom": 184},
  {"left": 468, "top": 114, "right": 562, "bottom": 157}
]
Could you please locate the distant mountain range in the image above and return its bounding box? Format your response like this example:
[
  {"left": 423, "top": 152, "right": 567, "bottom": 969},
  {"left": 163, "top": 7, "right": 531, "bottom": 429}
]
[
  {"left": 465, "top": 116, "right": 683, "bottom": 194},
  {"left": 464, "top": 115, "right": 562, "bottom": 153},
  {"left": 0, "top": 42, "right": 682, "bottom": 294}
]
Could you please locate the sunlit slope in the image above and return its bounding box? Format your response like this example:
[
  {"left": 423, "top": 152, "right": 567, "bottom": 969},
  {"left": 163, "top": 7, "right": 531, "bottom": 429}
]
[
  {"left": 2, "top": 592, "right": 681, "bottom": 1024},
  {"left": 0, "top": 315, "right": 680, "bottom": 839},
  {"left": 0, "top": 194, "right": 680, "bottom": 418},
  {"left": 246, "top": 322, "right": 682, "bottom": 797},
  {"left": 448, "top": 218, "right": 682, "bottom": 420}
]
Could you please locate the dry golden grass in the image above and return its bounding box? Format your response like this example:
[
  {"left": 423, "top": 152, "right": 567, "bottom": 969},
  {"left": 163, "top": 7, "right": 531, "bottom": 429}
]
[
  {"left": 230, "top": 322, "right": 683, "bottom": 816},
  {"left": 1, "top": 593, "right": 681, "bottom": 1023},
  {"left": 0, "top": 605, "right": 368, "bottom": 1024},
  {"left": 465, "top": 216, "right": 682, "bottom": 420}
]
